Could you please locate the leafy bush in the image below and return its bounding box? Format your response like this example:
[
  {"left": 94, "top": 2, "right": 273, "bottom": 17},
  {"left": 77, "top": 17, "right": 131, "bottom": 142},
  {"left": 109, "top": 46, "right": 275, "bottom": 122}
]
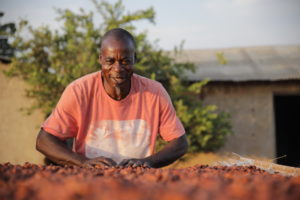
[{"left": 4, "top": 0, "right": 232, "bottom": 152}]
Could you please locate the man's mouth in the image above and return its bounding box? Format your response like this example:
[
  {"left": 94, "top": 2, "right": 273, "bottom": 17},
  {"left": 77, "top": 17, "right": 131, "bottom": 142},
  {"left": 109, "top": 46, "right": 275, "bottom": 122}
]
[
  {"left": 113, "top": 76, "right": 125, "bottom": 80},
  {"left": 111, "top": 76, "right": 127, "bottom": 84}
]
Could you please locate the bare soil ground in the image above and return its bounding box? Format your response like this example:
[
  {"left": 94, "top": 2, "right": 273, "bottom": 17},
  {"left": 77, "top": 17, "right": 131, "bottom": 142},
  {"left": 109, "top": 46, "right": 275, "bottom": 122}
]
[{"left": 1, "top": 163, "right": 300, "bottom": 200}]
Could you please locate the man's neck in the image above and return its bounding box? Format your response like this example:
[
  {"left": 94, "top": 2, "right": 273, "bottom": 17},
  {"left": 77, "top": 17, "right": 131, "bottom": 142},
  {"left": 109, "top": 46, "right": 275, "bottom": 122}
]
[{"left": 102, "top": 77, "right": 131, "bottom": 101}]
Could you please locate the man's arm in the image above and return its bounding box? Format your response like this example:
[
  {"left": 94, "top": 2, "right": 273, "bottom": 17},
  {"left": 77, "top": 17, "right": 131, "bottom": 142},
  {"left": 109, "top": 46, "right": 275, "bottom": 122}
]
[
  {"left": 36, "top": 129, "right": 117, "bottom": 167},
  {"left": 119, "top": 134, "right": 188, "bottom": 168}
]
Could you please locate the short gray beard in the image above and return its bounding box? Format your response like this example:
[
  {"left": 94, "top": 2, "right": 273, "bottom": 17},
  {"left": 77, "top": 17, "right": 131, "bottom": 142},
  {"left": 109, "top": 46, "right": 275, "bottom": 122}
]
[{"left": 115, "top": 85, "right": 122, "bottom": 100}]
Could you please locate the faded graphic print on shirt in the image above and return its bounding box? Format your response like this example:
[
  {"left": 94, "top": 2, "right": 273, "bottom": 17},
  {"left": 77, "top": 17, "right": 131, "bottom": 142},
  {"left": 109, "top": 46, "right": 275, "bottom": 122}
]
[{"left": 85, "top": 119, "right": 151, "bottom": 164}]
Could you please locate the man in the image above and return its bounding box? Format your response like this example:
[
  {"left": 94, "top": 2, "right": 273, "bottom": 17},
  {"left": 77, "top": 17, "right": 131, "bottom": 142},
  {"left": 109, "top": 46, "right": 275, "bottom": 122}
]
[{"left": 36, "top": 28, "right": 188, "bottom": 168}]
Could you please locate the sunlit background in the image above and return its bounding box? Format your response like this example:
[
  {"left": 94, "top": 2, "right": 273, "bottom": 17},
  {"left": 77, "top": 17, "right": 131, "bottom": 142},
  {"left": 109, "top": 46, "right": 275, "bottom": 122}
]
[{"left": 2, "top": 0, "right": 300, "bottom": 49}]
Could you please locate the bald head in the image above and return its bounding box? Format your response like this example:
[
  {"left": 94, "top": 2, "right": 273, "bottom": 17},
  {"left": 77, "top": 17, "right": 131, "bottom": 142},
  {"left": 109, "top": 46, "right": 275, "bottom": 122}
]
[{"left": 100, "top": 28, "right": 136, "bottom": 51}]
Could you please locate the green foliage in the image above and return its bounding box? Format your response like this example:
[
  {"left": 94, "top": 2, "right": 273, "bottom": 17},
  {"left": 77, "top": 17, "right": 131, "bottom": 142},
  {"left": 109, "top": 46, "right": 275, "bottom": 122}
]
[
  {"left": 0, "top": 12, "right": 16, "bottom": 61},
  {"left": 4, "top": 0, "right": 232, "bottom": 152},
  {"left": 172, "top": 77, "right": 232, "bottom": 152},
  {"left": 155, "top": 75, "right": 232, "bottom": 152},
  {"left": 0, "top": 12, "right": 16, "bottom": 36}
]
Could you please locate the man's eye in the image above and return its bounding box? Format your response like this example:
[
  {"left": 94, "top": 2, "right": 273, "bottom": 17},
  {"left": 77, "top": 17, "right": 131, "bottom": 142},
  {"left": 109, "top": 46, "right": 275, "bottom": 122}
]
[
  {"left": 106, "top": 60, "right": 114, "bottom": 65},
  {"left": 122, "top": 60, "right": 131, "bottom": 65}
]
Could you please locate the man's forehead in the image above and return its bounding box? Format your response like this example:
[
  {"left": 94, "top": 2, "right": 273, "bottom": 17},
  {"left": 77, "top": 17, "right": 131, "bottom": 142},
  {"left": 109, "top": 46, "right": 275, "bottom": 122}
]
[
  {"left": 100, "top": 46, "right": 135, "bottom": 58},
  {"left": 101, "top": 36, "right": 135, "bottom": 50}
]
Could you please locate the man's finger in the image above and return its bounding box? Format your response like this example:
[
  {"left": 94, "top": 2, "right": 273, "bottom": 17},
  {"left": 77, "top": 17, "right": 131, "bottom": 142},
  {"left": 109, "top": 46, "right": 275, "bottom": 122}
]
[
  {"left": 125, "top": 160, "right": 136, "bottom": 167},
  {"left": 132, "top": 160, "right": 142, "bottom": 168},
  {"left": 91, "top": 157, "right": 117, "bottom": 166},
  {"left": 142, "top": 162, "right": 152, "bottom": 168},
  {"left": 118, "top": 159, "right": 130, "bottom": 166},
  {"left": 101, "top": 157, "right": 117, "bottom": 166},
  {"left": 81, "top": 162, "right": 95, "bottom": 169},
  {"left": 86, "top": 159, "right": 109, "bottom": 167}
]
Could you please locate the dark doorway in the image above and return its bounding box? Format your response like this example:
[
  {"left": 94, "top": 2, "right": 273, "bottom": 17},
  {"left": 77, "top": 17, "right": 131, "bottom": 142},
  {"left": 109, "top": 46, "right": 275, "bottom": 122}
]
[{"left": 274, "top": 95, "right": 300, "bottom": 167}]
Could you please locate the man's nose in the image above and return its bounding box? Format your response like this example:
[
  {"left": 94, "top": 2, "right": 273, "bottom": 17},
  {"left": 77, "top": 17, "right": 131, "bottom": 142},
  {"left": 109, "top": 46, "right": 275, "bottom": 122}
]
[{"left": 112, "top": 61, "right": 123, "bottom": 72}]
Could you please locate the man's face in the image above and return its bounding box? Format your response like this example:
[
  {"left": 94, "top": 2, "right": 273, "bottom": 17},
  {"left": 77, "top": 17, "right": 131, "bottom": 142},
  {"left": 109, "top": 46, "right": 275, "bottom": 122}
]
[{"left": 100, "top": 37, "right": 135, "bottom": 88}]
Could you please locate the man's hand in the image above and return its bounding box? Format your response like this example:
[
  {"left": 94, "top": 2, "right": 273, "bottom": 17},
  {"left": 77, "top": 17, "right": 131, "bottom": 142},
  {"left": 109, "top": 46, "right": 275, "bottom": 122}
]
[
  {"left": 119, "top": 135, "right": 188, "bottom": 168},
  {"left": 81, "top": 156, "right": 117, "bottom": 168},
  {"left": 118, "top": 158, "right": 153, "bottom": 168}
]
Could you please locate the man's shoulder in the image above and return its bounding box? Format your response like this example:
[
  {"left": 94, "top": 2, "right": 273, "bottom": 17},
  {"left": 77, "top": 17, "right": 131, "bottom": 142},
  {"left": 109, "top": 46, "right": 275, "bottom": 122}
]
[
  {"left": 69, "top": 71, "right": 100, "bottom": 89},
  {"left": 133, "top": 73, "right": 160, "bottom": 84},
  {"left": 133, "top": 74, "right": 164, "bottom": 93}
]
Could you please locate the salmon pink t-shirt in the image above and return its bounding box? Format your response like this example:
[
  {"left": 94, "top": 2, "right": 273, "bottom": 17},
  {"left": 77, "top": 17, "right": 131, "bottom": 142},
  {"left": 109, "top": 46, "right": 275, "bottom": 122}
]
[{"left": 42, "top": 71, "right": 185, "bottom": 163}]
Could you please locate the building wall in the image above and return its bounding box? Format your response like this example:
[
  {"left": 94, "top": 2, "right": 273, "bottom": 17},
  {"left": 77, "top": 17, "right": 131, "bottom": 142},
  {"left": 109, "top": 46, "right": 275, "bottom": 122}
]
[
  {"left": 0, "top": 63, "right": 45, "bottom": 164},
  {"left": 202, "top": 81, "right": 300, "bottom": 158}
]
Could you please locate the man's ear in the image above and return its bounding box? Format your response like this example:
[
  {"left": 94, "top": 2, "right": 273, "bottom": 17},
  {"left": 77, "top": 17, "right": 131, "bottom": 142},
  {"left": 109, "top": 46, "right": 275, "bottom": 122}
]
[
  {"left": 98, "top": 55, "right": 102, "bottom": 65},
  {"left": 134, "top": 52, "right": 137, "bottom": 64}
]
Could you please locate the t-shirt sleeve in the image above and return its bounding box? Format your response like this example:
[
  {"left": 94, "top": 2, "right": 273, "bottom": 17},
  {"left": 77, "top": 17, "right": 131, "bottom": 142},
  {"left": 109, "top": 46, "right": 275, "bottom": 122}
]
[
  {"left": 41, "top": 83, "right": 80, "bottom": 140},
  {"left": 157, "top": 84, "right": 185, "bottom": 141}
]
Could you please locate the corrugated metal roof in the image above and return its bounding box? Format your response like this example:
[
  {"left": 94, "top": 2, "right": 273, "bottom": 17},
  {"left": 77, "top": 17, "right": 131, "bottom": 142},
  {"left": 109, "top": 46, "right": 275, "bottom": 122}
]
[{"left": 175, "top": 45, "right": 300, "bottom": 82}]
